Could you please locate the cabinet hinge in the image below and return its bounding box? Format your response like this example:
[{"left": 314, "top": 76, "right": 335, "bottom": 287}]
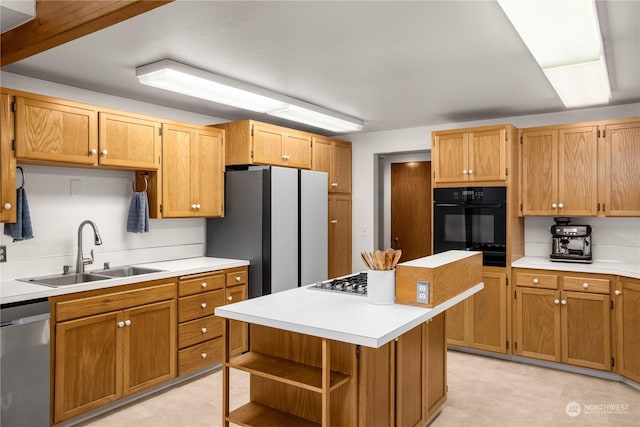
[
  {"left": 514, "top": 342, "right": 517, "bottom": 351},
  {"left": 519, "top": 135, "right": 523, "bottom": 144},
  {"left": 514, "top": 290, "right": 517, "bottom": 299},
  {"left": 505, "top": 168, "right": 509, "bottom": 176},
  {"left": 520, "top": 203, "right": 523, "bottom": 212},
  {"left": 356, "top": 345, "right": 360, "bottom": 359},
  {"left": 160, "top": 204, "right": 163, "bottom": 213},
  {"left": 10, "top": 101, "right": 17, "bottom": 112},
  {"left": 602, "top": 129, "right": 606, "bottom": 138},
  {"left": 505, "top": 132, "right": 508, "bottom": 141},
  {"left": 610, "top": 300, "right": 614, "bottom": 310},
  {"left": 506, "top": 340, "right": 509, "bottom": 350},
  {"left": 611, "top": 357, "right": 615, "bottom": 368},
  {"left": 597, "top": 202, "right": 600, "bottom": 212},
  {"left": 11, "top": 140, "right": 16, "bottom": 151},
  {"left": 506, "top": 277, "right": 509, "bottom": 287},
  {"left": 251, "top": 128, "right": 254, "bottom": 137},
  {"left": 603, "top": 204, "right": 606, "bottom": 212},
  {"left": 597, "top": 129, "right": 600, "bottom": 138},
  {"left": 159, "top": 127, "right": 163, "bottom": 136},
  {"left": 250, "top": 150, "right": 254, "bottom": 160}
]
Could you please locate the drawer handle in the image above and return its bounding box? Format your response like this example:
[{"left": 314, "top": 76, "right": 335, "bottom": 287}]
[
  {"left": 615, "top": 290, "right": 622, "bottom": 296},
  {"left": 201, "top": 282, "right": 207, "bottom": 288},
  {"left": 201, "top": 327, "right": 207, "bottom": 334},
  {"left": 201, "top": 353, "right": 207, "bottom": 359},
  {"left": 235, "top": 276, "right": 241, "bottom": 282},
  {"left": 554, "top": 299, "right": 560, "bottom": 305},
  {"left": 125, "top": 319, "right": 131, "bottom": 326},
  {"left": 201, "top": 303, "right": 207, "bottom": 309},
  {"left": 331, "top": 182, "right": 338, "bottom": 188},
  {"left": 582, "top": 282, "right": 589, "bottom": 289},
  {"left": 117, "top": 321, "right": 125, "bottom": 328},
  {"left": 227, "top": 296, "right": 233, "bottom": 302},
  {"left": 533, "top": 278, "right": 539, "bottom": 284},
  {"left": 561, "top": 300, "right": 567, "bottom": 305},
  {"left": 331, "top": 219, "right": 338, "bottom": 224}
]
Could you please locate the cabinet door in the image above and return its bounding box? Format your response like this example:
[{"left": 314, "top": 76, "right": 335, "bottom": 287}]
[
  {"left": 467, "top": 129, "right": 506, "bottom": 182},
  {"left": 15, "top": 96, "right": 97, "bottom": 165},
  {"left": 252, "top": 124, "right": 283, "bottom": 165},
  {"left": 1, "top": 92, "right": 16, "bottom": 223},
  {"left": 311, "top": 136, "right": 331, "bottom": 191},
  {"left": 469, "top": 272, "right": 507, "bottom": 353},
  {"left": 226, "top": 284, "right": 248, "bottom": 355},
  {"left": 616, "top": 279, "right": 640, "bottom": 382},
  {"left": 329, "top": 194, "right": 352, "bottom": 279},
  {"left": 192, "top": 128, "right": 224, "bottom": 217},
  {"left": 162, "top": 123, "right": 194, "bottom": 217},
  {"left": 396, "top": 324, "right": 426, "bottom": 427},
  {"left": 557, "top": 126, "right": 598, "bottom": 216},
  {"left": 433, "top": 132, "right": 467, "bottom": 183},
  {"left": 332, "top": 140, "right": 352, "bottom": 193},
  {"left": 445, "top": 300, "right": 467, "bottom": 346},
  {"left": 521, "top": 129, "right": 558, "bottom": 215},
  {"left": 98, "top": 112, "right": 160, "bottom": 170},
  {"left": 425, "top": 313, "right": 446, "bottom": 419},
  {"left": 122, "top": 300, "right": 176, "bottom": 396},
  {"left": 283, "top": 131, "right": 311, "bottom": 169},
  {"left": 515, "top": 287, "right": 561, "bottom": 362},
  {"left": 604, "top": 121, "right": 640, "bottom": 216},
  {"left": 54, "top": 311, "right": 122, "bottom": 423},
  {"left": 561, "top": 291, "right": 610, "bottom": 370}
]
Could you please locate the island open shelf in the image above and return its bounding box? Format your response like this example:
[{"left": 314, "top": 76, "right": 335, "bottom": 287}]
[{"left": 228, "top": 401, "right": 321, "bottom": 427}]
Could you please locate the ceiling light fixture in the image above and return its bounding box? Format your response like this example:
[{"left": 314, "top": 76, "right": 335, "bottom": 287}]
[
  {"left": 136, "top": 59, "right": 364, "bottom": 132},
  {"left": 497, "top": 0, "right": 611, "bottom": 108}
]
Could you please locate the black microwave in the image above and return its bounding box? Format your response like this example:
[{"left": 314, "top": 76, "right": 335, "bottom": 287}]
[{"left": 433, "top": 187, "right": 507, "bottom": 267}]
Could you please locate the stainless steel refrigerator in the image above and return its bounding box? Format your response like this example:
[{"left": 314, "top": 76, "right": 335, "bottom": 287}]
[{"left": 206, "top": 166, "right": 328, "bottom": 298}]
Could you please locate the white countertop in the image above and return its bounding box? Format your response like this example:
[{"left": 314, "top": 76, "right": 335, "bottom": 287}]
[
  {"left": 512, "top": 256, "right": 640, "bottom": 280},
  {"left": 215, "top": 282, "right": 484, "bottom": 349},
  {"left": 398, "top": 250, "right": 481, "bottom": 268},
  {"left": 0, "top": 257, "right": 249, "bottom": 305}
]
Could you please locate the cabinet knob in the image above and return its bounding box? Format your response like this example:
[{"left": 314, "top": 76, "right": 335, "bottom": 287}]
[
  {"left": 201, "top": 327, "right": 207, "bottom": 334},
  {"left": 462, "top": 169, "right": 468, "bottom": 174},
  {"left": 331, "top": 219, "right": 338, "bottom": 224},
  {"left": 117, "top": 321, "right": 125, "bottom": 328},
  {"left": 201, "top": 282, "right": 207, "bottom": 288},
  {"left": 554, "top": 299, "right": 560, "bottom": 305},
  {"left": 195, "top": 204, "right": 201, "bottom": 209},
  {"left": 558, "top": 203, "right": 564, "bottom": 209},
  {"left": 201, "top": 302, "right": 207, "bottom": 309},
  {"left": 101, "top": 149, "right": 108, "bottom": 155},
  {"left": 533, "top": 278, "right": 539, "bottom": 284},
  {"left": 191, "top": 204, "right": 197, "bottom": 209},
  {"left": 331, "top": 182, "right": 338, "bottom": 188},
  {"left": 551, "top": 203, "right": 557, "bottom": 208},
  {"left": 235, "top": 276, "right": 241, "bottom": 282},
  {"left": 227, "top": 296, "right": 233, "bottom": 302},
  {"left": 582, "top": 282, "right": 589, "bottom": 289},
  {"left": 3, "top": 203, "right": 11, "bottom": 210},
  {"left": 561, "top": 300, "right": 567, "bottom": 305},
  {"left": 468, "top": 169, "right": 473, "bottom": 174},
  {"left": 201, "top": 353, "right": 207, "bottom": 359},
  {"left": 615, "top": 290, "right": 622, "bottom": 296},
  {"left": 125, "top": 319, "right": 131, "bottom": 326},
  {"left": 90, "top": 148, "right": 97, "bottom": 155}
]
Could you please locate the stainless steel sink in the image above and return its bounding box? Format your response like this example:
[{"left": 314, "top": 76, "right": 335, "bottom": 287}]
[{"left": 90, "top": 266, "right": 165, "bottom": 278}]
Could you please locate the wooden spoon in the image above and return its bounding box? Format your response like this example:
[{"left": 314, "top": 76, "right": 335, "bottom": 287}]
[
  {"left": 391, "top": 249, "right": 402, "bottom": 269},
  {"left": 373, "top": 250, "right": 384, "bottom": 270},
  {"left": 384, "top": 249, "right": 393, "bottom": 270},
  {"left": 361, "top": 251, "right": 373, "bottom": 269}
]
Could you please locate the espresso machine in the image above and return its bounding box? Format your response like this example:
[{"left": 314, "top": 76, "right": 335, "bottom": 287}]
[{"left": 550, "top": 217, "right": 592, "bottom": 263}]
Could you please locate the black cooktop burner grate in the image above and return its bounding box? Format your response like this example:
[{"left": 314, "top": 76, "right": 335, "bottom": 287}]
[{"left": 308, "top": 272, "right": 368, "bottom": 296}]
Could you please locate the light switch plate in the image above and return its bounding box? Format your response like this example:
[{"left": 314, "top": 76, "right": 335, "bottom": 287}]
[{"left": 416, "top": 280, "right": 429, "bottom": 304}]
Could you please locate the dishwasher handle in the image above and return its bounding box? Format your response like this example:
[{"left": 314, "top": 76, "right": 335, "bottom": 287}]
[{"left": 1, "top": 312, "right": 51, "bottom": 328}]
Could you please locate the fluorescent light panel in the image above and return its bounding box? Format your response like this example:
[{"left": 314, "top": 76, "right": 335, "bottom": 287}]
[
  {"left": 497, "top": 0, "right": 611, "bottom": 107},
  {"left": 136, "top": 59, "right": 363, "bottom": 132}
]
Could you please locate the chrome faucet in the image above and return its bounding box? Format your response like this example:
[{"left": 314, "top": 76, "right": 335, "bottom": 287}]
[{"left": 76, "top": 220, "right": 103, "bottom": 273}]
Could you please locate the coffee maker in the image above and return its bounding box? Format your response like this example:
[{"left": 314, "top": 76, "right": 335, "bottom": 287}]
[{"left": 550, "top": 217, "right": 592, "bottom": 263}]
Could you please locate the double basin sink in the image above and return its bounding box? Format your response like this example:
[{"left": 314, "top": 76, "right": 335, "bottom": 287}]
[{"left": 19, "top": 266, "right": 166, "bottom": 287}]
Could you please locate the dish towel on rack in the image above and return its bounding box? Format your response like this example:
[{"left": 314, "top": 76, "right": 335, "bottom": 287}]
[
  {"left": 126, "top": 191, "right": 149, "bottom": 233},
  {"left": 3, "top": 187, "right": 34, "bottom": 241}
]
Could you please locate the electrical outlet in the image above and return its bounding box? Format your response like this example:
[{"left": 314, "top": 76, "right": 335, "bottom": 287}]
[
  {"left": 0, "top": 245, "right": 6, "bottom": 263},
  {"left": 416, "top": 280, "right": 429, "bottom": 304}
]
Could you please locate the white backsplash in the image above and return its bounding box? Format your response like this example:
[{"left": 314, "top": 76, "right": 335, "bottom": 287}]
[{"left": 524, "top": 216, "right": 640, "bottom": 262}]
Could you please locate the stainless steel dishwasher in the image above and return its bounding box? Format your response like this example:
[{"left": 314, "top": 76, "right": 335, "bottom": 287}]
[{"left": 1, "top": 298, "right": 50, "bottom": 426}]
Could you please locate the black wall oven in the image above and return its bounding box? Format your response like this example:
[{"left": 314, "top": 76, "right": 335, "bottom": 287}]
[{"left": 433, "top": 187, "right": 507, "bottom": 267}]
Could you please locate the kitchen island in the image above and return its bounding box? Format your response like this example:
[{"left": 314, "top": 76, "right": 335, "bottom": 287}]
[{"left": 215, "top": 253, "right": 484, "bottom": 427}]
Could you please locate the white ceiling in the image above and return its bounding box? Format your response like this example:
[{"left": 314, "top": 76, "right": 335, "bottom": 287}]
[{"left": 2, "top": 0, "right": 639, "bottom": 136}]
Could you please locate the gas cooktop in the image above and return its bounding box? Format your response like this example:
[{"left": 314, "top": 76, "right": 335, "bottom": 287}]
[{"left": 308, "top": 272, "right": 368, "bottom": 296}]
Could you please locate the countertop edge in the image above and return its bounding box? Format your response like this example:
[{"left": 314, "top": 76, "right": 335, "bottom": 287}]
[{"left": 511, "top": 257, "right": 640, "bottom": 280}]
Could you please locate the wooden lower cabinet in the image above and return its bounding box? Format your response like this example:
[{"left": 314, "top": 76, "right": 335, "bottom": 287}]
[
  {"left": 445, "top": 269, "right": 508, "bottom": 354},
  {"left": 52, "top": 280, "right": 177, "bottom": 423},
  {"left": 615, "top": 277, "right": 640, "bottom": 382}
]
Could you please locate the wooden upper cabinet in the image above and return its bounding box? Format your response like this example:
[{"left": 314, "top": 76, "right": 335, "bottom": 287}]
[
  {"left": 98, "top": 111, "right": 161, "bottom": 170},
  {"left": 311, "top": 136, "right": 352, "bottom": 193},
  {"left": 432, "top": 125, "right": 510, "bottom": 186},
  {"left": 214, "top": 120, "right": 312, "bottom": 169},
  {"left": 161, "top": 123, "right": 224, "bottom": 218},
  {"left": 604, "top": 120, "right": 640, "bottom": 216},
  {"left": 520, "top": 125, "right": 598, "bottom": 216},
  {"left": 14, "top": 94, "right": 98, "bottom": 165},
  {"left": 1, "top": 92, "right": 16, "bottom": 223}
]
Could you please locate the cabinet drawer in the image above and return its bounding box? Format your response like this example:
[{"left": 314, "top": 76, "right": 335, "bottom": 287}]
[
  {"left": 515, "top": 272, "right": 558, "bottom": 289},
  {"left": 178, "top": 273, "right": 224, "bottom": 297},
  {"left": 226, "top": 269, "right": 247, "bottom": 286},
  {"left": 178, "top": 337, "right": 223, "bottom": 376},
  {"left": 563, "top": 276, "right": 610, "bottom": 294},
  {"left": 178, "top": 315, "right": 223, "bottom": 349},
  {"left": 178, "top": 290, "right": 224, "bottom": 323}
]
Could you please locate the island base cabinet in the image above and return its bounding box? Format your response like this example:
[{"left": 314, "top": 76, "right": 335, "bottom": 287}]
[{"left": 616, "top": 278, "right": 640, "bottom": 382}]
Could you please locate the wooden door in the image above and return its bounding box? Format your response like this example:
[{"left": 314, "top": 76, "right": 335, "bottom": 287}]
[
  {"left": 98, "top": 112, "right": 160, "bottom": 170},
  {"left": 469, "top": 271, "right": 507, "bottom": 353},
  {"left": 15, "top": 95, "right": 97, "bottom": 165},
  {"left": 283, "top": 131, "right": 311, "bottom": 169},
  {"left": 391, "top": 162, "right": 431, "bottom": 262},
  {"left": 604, "top": 121, "right": 640, "bottom": 216},
  {"left": 445, "top": 300, "right": 467, "bottom": 346},
  {"left": 521, "top": 129, "right": 558, "bottom": 215},
  {"left": 515, "top": 287, "right": 561, "bottom": 362},
  {"left": 123, "top": 300, "right": 176, "bottom": 396},
  {"left": 557, "top": 126, "right": 598, "bottom": 216},
  {"left": 395, "top": 324, "right": 426, "bottom": 427},
  {"left": 192, "top": 128, "right": 224, "bottom": 217},
  {"left": 0, "top": 92, "right": 16, "bottom": 223},
  {"left": 467, "top": 129, "right": 506, "bottom": 182},
  {"left": 617, "top": 278, "right": 640, "bottom": 382},
  {"left": 226, "top": 284, "right": 248, "bottom": 355},
  {"left": 561, "top": 291, "right": 610, "bottom": 370},
  {"left": 332, "top": 140, "right": 352, "bottom": 193},
  {"left": 252, "top": 124, "right": 283, "bottom": 165},
  {"left": 329, "top": 194, "right": 352, "bottom": 278},
  {"left": 433, "top": 132, "right": 466, "bottom": 183},
  {"left": 54, "top": 311, "right": 122, "bottom": 423},
  {"left": 162, "top": 123, "right": 194, "bottom": 217},
  {"left": 311, "top": 136, "right": 332, "bottom": 192}
]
